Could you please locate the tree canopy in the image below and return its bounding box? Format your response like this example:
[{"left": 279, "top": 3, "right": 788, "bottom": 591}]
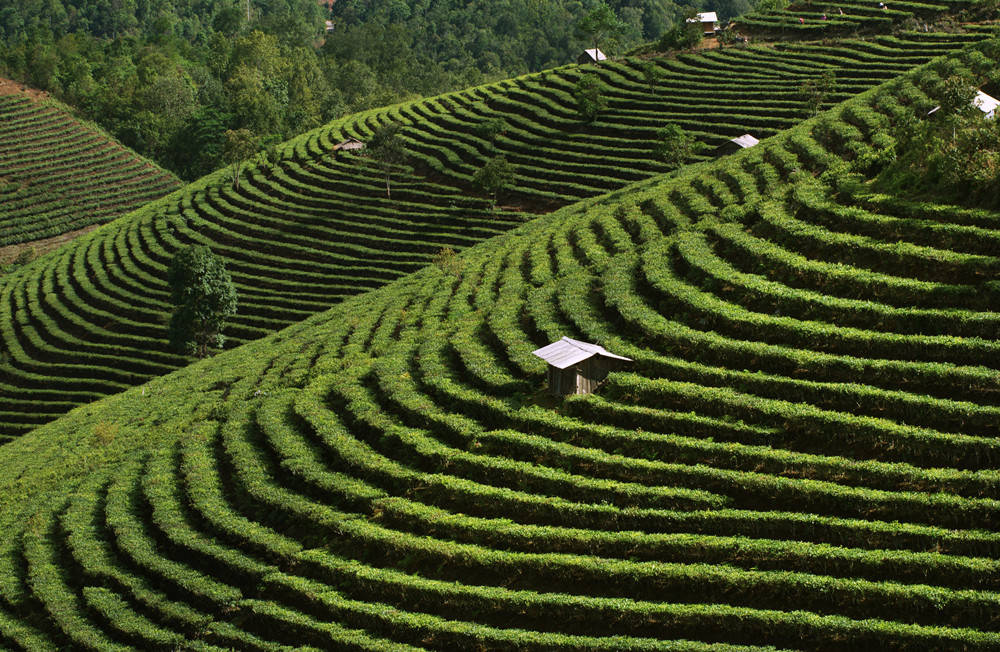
[
  {"left": 167, "top": 245, "right": 238, "bottom": 358},
  {"left": 472, "top": 155, "right": 517, "bottom": 208}
]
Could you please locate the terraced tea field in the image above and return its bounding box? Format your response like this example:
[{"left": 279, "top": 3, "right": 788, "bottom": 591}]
[
  {"left": 0, "top": 39, "right": 997, "bottom": 650},
  {"left": 736, "top": 0, "right": 975, "bottom": 37},
  {"left": 0, "top": 29, "right": 987, "bottom": 439},
  {"left": 0, "top": 87, "right": 180, "bottom": 249}
]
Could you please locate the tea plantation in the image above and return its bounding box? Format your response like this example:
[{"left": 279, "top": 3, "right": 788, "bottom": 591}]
[
  {"left": 0, "top": 90, "right": 180, "bottom": 248},
  {"left": 0, "top": 37, "right": 997, "bottom": 650},
  {"left": 0, "top": 28, "right": 988, "bottom": 439}
]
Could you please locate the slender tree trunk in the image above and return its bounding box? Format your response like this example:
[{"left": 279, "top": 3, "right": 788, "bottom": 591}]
[{"left": 385, "top": 172, "right": 391, "bottom": 197}]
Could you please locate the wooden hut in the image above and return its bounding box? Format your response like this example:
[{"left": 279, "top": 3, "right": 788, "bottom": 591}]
[
  {"left": 333, "top": 137, "right": 365, "bottom": 152},
  {"left": 532, "top": 337, "right": 632, "bottom": 396},
  {"left": 687, "top": 11, "right": 719, "bottom": 36},
  {"left": 715, "top": 133, "right": 759, "bottom": 156},
  {"left": 578, "top": 48, "right": 607, "bottom": 64}
]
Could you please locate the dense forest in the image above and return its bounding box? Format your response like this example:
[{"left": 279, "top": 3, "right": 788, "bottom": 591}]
[{"left": 0, "top": 0, "right": 754, "bottom": 180}]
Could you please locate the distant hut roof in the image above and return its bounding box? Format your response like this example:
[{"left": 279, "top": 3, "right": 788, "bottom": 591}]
[
  {"left": 581, "top": 48, "right": 607, "bottom": 62},
  {"left": 973, "top": 90, "right": 999, "bottom": 116},
  {"left": 730, "top": 134, "right": 759, "bottom": 148},
  {"left": 333, "top": 137, "right": 365, "bottom": 151},
  {"left": 532, "top": 337, "right": 632, "bottom": 369},
  {"left": 927, "top": 89, "right": 1000, "bottom": 118},
  {"left": 688, "top": 11, "right": 719, "bottom": 23}
]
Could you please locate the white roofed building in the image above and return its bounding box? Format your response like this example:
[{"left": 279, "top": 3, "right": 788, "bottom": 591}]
[
  {"left": 532, "top": 337, "right": 632, "bottom": 395},
  {"left": 578, "top": 48, "right": 608, "bottom": 64},
  {"left": 715, "top": 133, "right": 759, "bottom": 156},
  {"left": 973, "top": 90, "right": 999, "bottom": 119},
  {"left": 687, "top": 11, "right": 719, "bottom": 35}
]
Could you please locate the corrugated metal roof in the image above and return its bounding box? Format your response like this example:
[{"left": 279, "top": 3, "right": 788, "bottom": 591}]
[
  {"left": 688, "top": 12, "right": 718, "bottom": 22},
  {"left": 731, "top": 134, "right": 759, "bottom": 148},
  {"left": 532, "top": 337, "right": 632, "bottom": 369},
  {"left": 582, "top": 48, "right": 607, "bottom": 62}
]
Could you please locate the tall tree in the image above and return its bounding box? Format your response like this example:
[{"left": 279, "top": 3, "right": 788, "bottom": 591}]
[
  {"left": 366, "top": 121, "right": 407, "bottom": 197},
  {"left": 575, "top": 1, "right": 626, "bottom": 57},
  {"left": 573, "top": 73, "right": 607, "bottom": 122},
  {"left": 653, "top": 123, "right": 703, "bottom": 169},
  {"left": 223, "top": 128, "right": 258, "bottom": 190},
  {"left": 167, "top": 245, "right": 238, "bottom": 358}
]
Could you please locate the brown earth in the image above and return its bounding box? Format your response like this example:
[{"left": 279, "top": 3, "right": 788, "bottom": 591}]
[
  {"left": 0, "top": 224, "right": 102, "bottom": 265},
  {"left": 0, "top": 78, "right": 49, "bottom": 101}
]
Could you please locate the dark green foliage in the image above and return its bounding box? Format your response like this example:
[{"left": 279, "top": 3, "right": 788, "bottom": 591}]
[
  {"left": 475, "top": 116, "right": 509, "bottom": 148},
  {"left": 472, "top": 155, "right": 517, "bottom": 208},
  {"left": 167, "top": 245, "right": 237, "bottom": 358},
  {"left": 573, "top": 73, "right": 607, "bottom": 122},
  {"left": 654, "top": 123, "right": 704, "bottom": 169}
]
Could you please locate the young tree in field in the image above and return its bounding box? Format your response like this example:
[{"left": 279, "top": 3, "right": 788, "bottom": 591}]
[
  {"left": 473, "top": 155, "right": 517, "bottom": 209},
  {"left": 641, "top": 61, "right": 661, "bottom": 94},
  {"left": 367, "top": 122, "right": 407, "bottom": 197},
  {"left": 167, "top": 246, "right": 238, "bottom": 358},
  {"left": 475, "top": 117, "right": 509, "bottom": 152},
  {"left": 575, "top": 2, "right": 626, "bottom": 58},
  {"left": 799, "top": 69, "right": 837, "bottom": 116},
  {"left": 573, "top": 73, "right": 607, "bottom": 122},
  {"left": 653, "top": 123, "right": 703, "bottom": 169},
  {"left": 936, "top": 70, "right": 978, "bottom": 137},
  {"left": 223, "top": 128, "right": 257, "bottom": 190}
]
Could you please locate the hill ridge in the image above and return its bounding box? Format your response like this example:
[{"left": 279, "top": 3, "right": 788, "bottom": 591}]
[{"left": 0, "top": 82, "right": 182, "bottom": 254}]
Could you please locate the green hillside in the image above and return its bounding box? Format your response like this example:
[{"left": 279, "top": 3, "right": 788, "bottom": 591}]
[
  {"left": 0, "top": 86, "right": 181, "bottom": 248},
  {"left": 0, "top": 36, "right": 998, "bottom": 649},
  {"left": 0, "top": 27, "right": 988, "bottom": 439}
]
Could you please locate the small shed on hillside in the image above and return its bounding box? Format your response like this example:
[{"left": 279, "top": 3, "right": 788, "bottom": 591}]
[
  {"left": 532, "top": 337, "right": 632, "bottom": 396},
  {"left": 687, "top": 11, "right": 719, "bottom": 35},
  {"left": 715, "top": 134, "right": 759, "bottom": 156},
  {"left": 333, "top": 137, "right": 365, "bottom": 152},
  {"left": 927, "top": 90, "right": 1000, "bottom": 120},
  {"left": 973, "top": 90, "right": 999, "bottom": 119},
  {"left": 578, "top": 48, "right": 608, "bottom": 64}
]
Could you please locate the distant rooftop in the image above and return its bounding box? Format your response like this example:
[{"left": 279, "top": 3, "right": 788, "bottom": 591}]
[
  {"left": 730, "top": 134, "right": 759, "bottom": 148},
  {"left": 581, "top": 48, "right": 607, "bottom": 62},
  {"left": 688, "top": 12, "right": 719, "bottom": 23},
  {"left": 973, "top": 90, "right": 999, "bottom": 116}
]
